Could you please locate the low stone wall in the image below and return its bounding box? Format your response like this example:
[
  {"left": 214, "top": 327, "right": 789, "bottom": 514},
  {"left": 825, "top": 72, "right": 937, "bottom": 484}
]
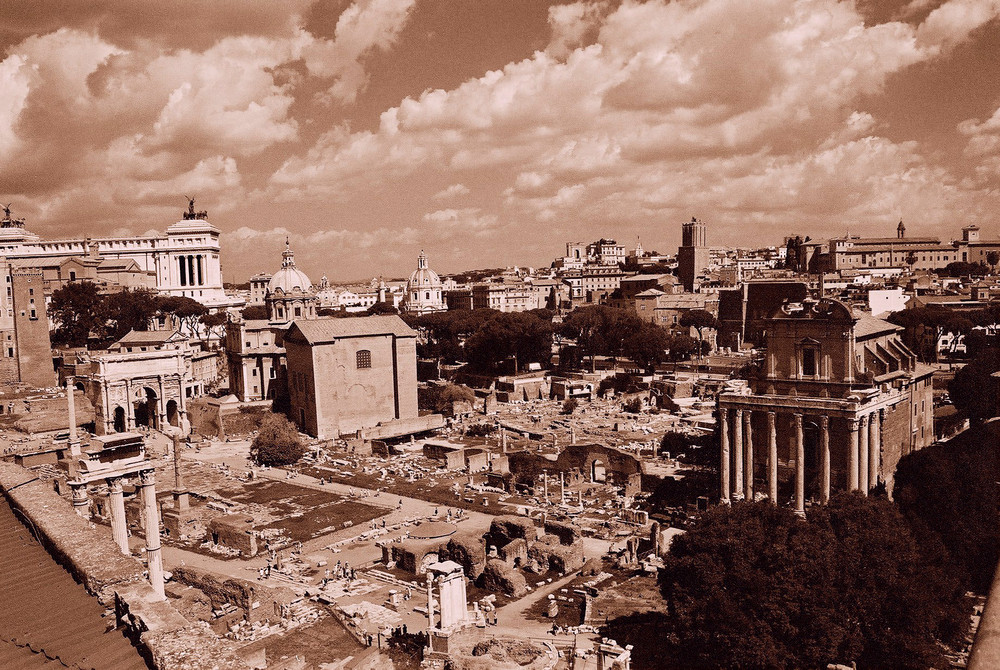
[{"left": 0, "top": 462, "right": 250, "bottom": 670}]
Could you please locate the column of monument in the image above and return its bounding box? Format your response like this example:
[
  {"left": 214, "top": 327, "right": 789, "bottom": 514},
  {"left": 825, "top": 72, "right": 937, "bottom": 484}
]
[
  {"left": 858, "top": 415, "right": 869, "bottom": 495},
  {"left": 767, "top": 411, "right": 778, "bottom": 505},
  {"left": 139, "top": 469, "right": 165, "bottom": 600},
  {"left": 793, "top": 414, "right": 805, "bottom": 516},
  {"left": 868, "top": 410, "right": 881, "bottom": 490},
  {"left": 848, "top": 418, "right": 860, "bottom": 491},
  {"left": 732, "top": 409, "right": 744, "bottom": 500},
  {"left": 743, "top": 410, "right": 754, "bottom": 501},
  {"left": 820, "top": 416, "right": 831, "bottom": 503},
  {"left": 719, "top": 408, "right": 730, "bottom": 504},
  {"left": 107, "top": 477, "right": 129, "bottom": 555}
]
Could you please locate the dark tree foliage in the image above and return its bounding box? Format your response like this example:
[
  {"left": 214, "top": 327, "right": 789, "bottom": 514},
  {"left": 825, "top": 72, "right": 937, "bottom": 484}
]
[
  {"left": 948, "top": 348, "right": 1000, "bottom": 421},
  {"left": 241, "top": 304, "right": 269, "bottom": 320},
  {"left": 561, "top": 398, "right": 578, "bottom": 414},
  {"left": 250, "top": 413, "right": 305, "bottom": 466},
  {"left": 887, "top": 306, "right": 975, "bottom": 361},
  {"left": 657, "top": 496, "right": 965, "bottom": 670},
  {"left": 103, "top": 288, "right": 159, "bottom": 343},
  {"left": 156, "top": 295, "right": 208, "bottom": 335},
  {"left": 942, "top": 261, "right": 990, "bottom": 277},
  {"left": 419, "top": 383, "right": 476, "bottom": 413},
  {"left": 464, "top": 311, "right": 553, "bottom": 372},
  {"left": 198, "top": 311, "right": 228, "bottom": 343},
  {"left": 365, "top": 301, "right": 398, "bottom": 315},
  {"left": 49, "top": 281, "right": 107, "bottom": 347},
  {"left": 667, "top": 334, "right": 697, "bottom": 361},
  {"left": 561, "top": 305, "right": 645, "bottom": 369},
  {"left": 624, "top": 321, "right": 671, "bottom": 372},
  {"left": 894, "top": 421, "right": 1000, "bottom": 593},
  {"left": 988, "top": 251, "right": 1000, "bottom": 273}
]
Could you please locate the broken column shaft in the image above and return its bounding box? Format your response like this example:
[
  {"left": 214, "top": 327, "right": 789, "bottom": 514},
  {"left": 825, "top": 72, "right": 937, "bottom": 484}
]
[{"left": 139, "top": 469, "right": 165, "bottom": 600}]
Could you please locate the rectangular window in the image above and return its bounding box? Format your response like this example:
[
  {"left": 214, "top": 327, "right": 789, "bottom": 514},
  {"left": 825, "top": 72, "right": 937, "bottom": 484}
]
[
  {"left": 802, "top": 348, "right": 817, "bottom": 376},
  {"left": 356, "top": 349, "right": 372, "bottom": 369}
]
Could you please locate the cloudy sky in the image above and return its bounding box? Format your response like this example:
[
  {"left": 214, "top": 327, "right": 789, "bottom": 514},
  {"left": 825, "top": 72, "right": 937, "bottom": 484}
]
[{"left": 2, "top": 0, "right": 1000, "bottom": 282}]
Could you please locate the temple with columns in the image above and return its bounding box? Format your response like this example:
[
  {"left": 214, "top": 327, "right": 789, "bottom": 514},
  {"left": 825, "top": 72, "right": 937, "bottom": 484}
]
[{"left": 717, "top": 297, "right": 934, "bottom": 513}]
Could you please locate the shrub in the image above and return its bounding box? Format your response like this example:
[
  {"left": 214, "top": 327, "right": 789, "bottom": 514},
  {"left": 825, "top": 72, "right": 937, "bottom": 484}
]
[
  {"left": 562, "top": 398, "right": 579, "bottom": 414},
  {"left": 250, "top": 413, "right": 305, "bottom": 466},
  {"left": 623, "top": 397, "right": 643, "bottom": 413}
]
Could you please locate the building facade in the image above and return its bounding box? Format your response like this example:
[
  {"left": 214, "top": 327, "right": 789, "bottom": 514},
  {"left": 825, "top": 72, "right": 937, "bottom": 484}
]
[
  {"left": 717, "top": 298, "right": 934, "bottom": 514},
  {"left": 283, "top": 316, "right": 419, "bottom": 438},
  {"left": 0, "top": 201, "right": 232, "bottom": 305}
]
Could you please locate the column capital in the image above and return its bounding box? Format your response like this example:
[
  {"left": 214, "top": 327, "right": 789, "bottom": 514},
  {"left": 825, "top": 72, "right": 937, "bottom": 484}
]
[
  {"left": 719, "top": 407, "right": 728, "bottom": 420},
  {"left": 766, "top": 410, "right": 776, "bottom": 420},
  {"left": 792, "top": 412, "right": 803, "bottom": 426},
  {"left": 858, "top": 414, "right": 868, "bottom": 428},
  {"left": 848, "top": 417, "right": 860, "bottom": 431},
  {"left": 107, "top": 476, "right": 124, "bottom": 493},
  {"left": 734, "top": 407, "right": 743, "bottom": 418},
  {"left": 819, "top": 415, "right": 829, "bottom": 429},
  {"left": 743, "top": 410, "right": 752, "bottom": 423},
  {"left": 139, "top": 469, "right": 156, "bottom": 486}
]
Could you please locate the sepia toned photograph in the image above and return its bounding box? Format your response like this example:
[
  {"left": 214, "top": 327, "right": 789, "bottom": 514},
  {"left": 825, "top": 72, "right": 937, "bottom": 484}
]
[{"left": 1, "top": 1, "right": 1000, "bottom": 668}]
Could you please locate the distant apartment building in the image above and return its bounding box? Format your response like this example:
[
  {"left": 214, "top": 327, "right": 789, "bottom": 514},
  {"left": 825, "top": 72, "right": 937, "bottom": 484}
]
[{"left": 791, "top": 222, "right": 1000, "bottom": 274}]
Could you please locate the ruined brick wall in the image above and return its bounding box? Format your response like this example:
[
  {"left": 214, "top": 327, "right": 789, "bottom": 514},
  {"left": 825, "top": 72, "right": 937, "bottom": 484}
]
[
  {"left": 543, "top": 519, "right": 580, "bottom": 546},
  {"left": 171, "top": 567, "right": 281, "bottom": 624},
  {"left": 209, "top": 515, "right": 257, "bottom": 557}
]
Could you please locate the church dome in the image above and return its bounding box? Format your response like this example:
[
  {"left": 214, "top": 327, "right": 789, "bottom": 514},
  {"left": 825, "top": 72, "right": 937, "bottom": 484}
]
[
  {"left": 408, "top": 250, "right": 441, "bottom": 289},
  {"left": 268, "top": 241, "right": 312, "bottom": 294}
]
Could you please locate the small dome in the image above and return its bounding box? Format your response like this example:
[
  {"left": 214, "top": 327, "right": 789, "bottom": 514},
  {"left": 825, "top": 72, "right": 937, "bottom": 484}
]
[
  {"left": 408, "top": 250, "right": 441, "bottom": 289},
  {"left": 268, "top": 241, "right": 312, "bottom": 294}
]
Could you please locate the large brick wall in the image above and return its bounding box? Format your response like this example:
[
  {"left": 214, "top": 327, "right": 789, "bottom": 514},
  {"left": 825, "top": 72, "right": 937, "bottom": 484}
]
[{"left": 10, "top": 267, "right": 55, "bottom": 388}]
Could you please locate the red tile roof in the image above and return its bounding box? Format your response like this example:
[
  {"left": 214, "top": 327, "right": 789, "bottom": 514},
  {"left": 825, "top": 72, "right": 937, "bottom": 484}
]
[{"left": 0, "top": 497, "right": 149, "bottom": 670}]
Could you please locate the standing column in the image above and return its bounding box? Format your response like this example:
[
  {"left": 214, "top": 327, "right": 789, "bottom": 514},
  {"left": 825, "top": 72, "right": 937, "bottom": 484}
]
[
  {"left": 719, "top": 408, "right": 730, "bottom": 504},
  {"left": 767, "top": 411, "right": 778, "bottom": 505},
  {"left": 426, "top": 573, "right": 436, "bottom": 632},
  {"left": 107, "top": 477, "right": 129, "bottom": 555},
  {"left": 794, "top": 414, "right": 805, "bottom": 516},
  {"left": 66, "top": 376, "right": 80, "bottom": 458},
  {"left": 848, "top": 418, "right": 860, "bottom": 491},
  {"left": 733, "top": 409, "right": 744, "bottom": 500},
  {"left": 869, "top": 410, "right": 881, "bottom": 490},
  {"left": 139, "top": 469, "right": 165, "bottom": 600},
  {"left": 858, "top": 415, "right": 869, "bottom": 496},
  {"left": 743, "top": 410, "right": 754, "bottom": 501},
  {"left": 820, "top": 416, "right": 831, "bottom": 503}
]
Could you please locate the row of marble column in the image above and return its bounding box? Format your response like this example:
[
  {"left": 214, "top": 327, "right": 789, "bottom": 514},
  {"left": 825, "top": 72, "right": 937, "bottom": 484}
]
[
  {"left": 720, "top": 407, "right": 882, "bottom": 515},
  {"left": 70, "top": 470, "right": 164, "bottom": 600}
]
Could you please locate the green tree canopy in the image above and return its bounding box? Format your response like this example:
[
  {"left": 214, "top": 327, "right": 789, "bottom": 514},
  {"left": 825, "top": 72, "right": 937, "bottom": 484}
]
[
  {"left": 250, "top": 413, "right": 305, "bottom": 466},
  {"left": 465, "top": 311, "right": 553, "bottom": 372},
  {"left": 49, "top": 281, "right": 107, "bottom": 347},
  {"left": 658, "top": 495, "right": 966, "bottom": 670}
]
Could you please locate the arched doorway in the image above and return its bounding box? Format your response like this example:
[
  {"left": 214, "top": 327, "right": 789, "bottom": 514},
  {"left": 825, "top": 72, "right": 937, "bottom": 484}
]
[
  {"left": 166, "top": 399, "right": 179, "bottom": 427},
  {"left": 133, "top": 387, "right": 158, "bottom": 429},
  {"left": 113, "top": 406, "right": 126, "bottom": 433},
  {"left": 591, "top": 459, "right": 607, "bottom": 483}
]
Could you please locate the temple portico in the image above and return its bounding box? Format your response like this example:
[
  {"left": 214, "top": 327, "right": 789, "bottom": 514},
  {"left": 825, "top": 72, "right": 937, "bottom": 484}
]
[{"left": 719, "top": 390, "right": 895, "bottom": 512}]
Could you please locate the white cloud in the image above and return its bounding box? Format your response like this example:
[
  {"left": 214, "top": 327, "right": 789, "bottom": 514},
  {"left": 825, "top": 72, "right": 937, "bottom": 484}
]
[{"left": 433, "top": 183, "right": 470, "bottom": 200}]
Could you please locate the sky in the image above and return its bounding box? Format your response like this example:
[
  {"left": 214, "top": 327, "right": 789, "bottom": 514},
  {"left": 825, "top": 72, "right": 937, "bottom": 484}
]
[{"left": 2, "top": 0, "right": 1000, "bottom": 282}]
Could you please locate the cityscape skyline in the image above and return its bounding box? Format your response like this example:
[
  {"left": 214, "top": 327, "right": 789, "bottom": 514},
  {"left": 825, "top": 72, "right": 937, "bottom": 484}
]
[{"left": 3, "top": 0, "right": 1000, "bottom": 281}]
